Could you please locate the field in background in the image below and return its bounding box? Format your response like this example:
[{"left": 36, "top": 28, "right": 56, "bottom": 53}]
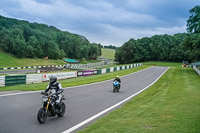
[
  {"left": 0, "top": 51, "right": 65, "bottom": 68},
  {"left": 101, "top": 48, "right": 115, "bottom": 59},
  {"left": 144, "top": 61, "right": 182, "bottom": 67},
  {"left": 79, "top": 63, "right": 200, "bottom": 133}
]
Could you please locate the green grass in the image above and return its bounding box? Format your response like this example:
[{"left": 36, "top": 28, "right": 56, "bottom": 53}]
[
  {"left": 78, "top": 67, "right": 200, "bottom": 133},
  {"left": 0, "top": 65, "right": 150, "bottom": 91},
  {"left": 144, "top": 61, "right": 182, "bottom": 67},
  {"left": 0, "top": 51, "right": 65, "bottom": 68},
  {"left": 101, "top": 48, "right": 115, "bottom": 59},
  {"left": 79, "top": 59, "right": 101, "bottom": 64}
]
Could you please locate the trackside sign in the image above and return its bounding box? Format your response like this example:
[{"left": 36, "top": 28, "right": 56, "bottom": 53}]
[
  {"left": 42, "top": 72, "right": 77, "bottom": 81},
  {"left": 77, "top": 70, "right": 97, "bottom": 77}
]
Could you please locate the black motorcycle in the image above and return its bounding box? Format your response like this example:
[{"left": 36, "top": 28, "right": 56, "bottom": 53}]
[{"left": 37, "top": 90, "right": 66, "bottom": 123}]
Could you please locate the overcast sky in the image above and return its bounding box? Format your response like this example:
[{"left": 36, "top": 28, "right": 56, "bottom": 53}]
[{"left": 0, "top": 0, "right": 199, "bottom": 46}]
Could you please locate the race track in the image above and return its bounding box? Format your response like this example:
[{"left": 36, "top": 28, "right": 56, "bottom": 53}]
[{"left": 0, "top": 66, "right": 168, "bottom": 133}]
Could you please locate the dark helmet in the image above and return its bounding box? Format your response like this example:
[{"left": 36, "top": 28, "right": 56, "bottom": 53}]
[{"left": 50, "top": 75, "right": 57, "bottom": 84}]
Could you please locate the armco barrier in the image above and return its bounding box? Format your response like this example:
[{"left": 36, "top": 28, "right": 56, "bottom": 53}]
[
  {"left": 0, "top": 63, "right": 143, "bottom": 87},
  {"left": 110, "top": 67, "right": 114, "bottom": 72},
  {"left": 193, "top": 66, "right": 200, "bottom": 76},
  {"left": 5, "top": 75, "right": 26, "bottom": 86},
  {"left": 0, "top": 76, "right": 5, "bottom": 87},
  {"left": 0, "top": 65, "right": 65, "bottom": 70},
  {"left": 26, "top": 74, "right": 43, "bottom": 84}
]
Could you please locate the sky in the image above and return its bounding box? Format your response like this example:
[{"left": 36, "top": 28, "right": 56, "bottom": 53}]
[{"left": 0, "top": 0, "right": 199, "bottom": 46}]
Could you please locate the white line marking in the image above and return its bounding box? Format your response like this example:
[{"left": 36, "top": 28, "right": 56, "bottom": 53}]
[
  {"left": 62, "top": 67, "right": 169, "bottom": 133},
  {"left": 0, "top": 66, "right": 152, "bottom": 97}
]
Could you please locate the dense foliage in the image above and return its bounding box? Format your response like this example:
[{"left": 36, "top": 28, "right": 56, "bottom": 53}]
[
  {"left": 0, "top": 15, "right": 101, "bottom": 59},
  {"left": 115, "top": 33, "right": 200, "bottom": 64},
  {"left": 187, "top": 5, "right": 200, "bottom": 33},
  {"left": 104, "top": 45, "right": 118, "bottom": 49},
  {"left": 115, "top": 5, "right": 200, "bottom": 64}
]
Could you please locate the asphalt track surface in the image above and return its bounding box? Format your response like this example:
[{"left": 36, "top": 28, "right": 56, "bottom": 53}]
[
  {"left": 0, "top": 69, "right": 36, "bottom": 74},
  {"left": 0, "top": 66, "right": 168, "bottom": 133}
]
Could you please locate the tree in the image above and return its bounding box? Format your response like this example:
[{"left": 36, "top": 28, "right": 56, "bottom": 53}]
[
  {"left": 0, "top": 15, "right": 101, "bottom": 60},
  {"left": 182, "top": 34, "right": 200, "bottom": 61},
  {"left": 187, "top": 5, "right": 200, "bottom": 33}
]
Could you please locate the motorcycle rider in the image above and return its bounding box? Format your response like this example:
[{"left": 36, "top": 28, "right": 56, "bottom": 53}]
[
  {"left": 44, "top": 75, "right": 63, "bottom": 105},
  {"left": 113, "top": 76, "right": 121, "bottom": 89}
]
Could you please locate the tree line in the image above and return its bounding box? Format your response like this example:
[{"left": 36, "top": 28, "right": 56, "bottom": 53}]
[
  {"left": 103, "top": 45, "right": 118, "bottom": 49},
  {"left": 0, "top": 15, "right": 101, "bottom": 59},
  {"left": 115, "top": 5, "right": 200, "bottom": 64}
]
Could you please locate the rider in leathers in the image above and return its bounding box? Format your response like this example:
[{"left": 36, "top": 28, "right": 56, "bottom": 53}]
[
  {"left": 44, "top": 76, "right": 63, "bottom": 105},
  {"left": 113, "top": 76, "right": 121, "bottom": 89}
]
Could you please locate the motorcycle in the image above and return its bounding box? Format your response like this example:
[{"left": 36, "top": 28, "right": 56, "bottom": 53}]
[
  {"left": 37, "top": 89, "right": 66, "bottom": 124},
  {"left": 113, "top": 80, "right": 120, "bottom": 92}
]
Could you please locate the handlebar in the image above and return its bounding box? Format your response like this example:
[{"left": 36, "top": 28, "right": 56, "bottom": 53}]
[{"left": 41, "top": 89, "right": 63, "bottom": 96}]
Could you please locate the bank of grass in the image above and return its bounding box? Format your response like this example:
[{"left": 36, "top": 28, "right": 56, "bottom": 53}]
[
  {"left": 144, "top": 61, "right": 182, "bottom": 67},
  {"left": 0, "top": 51, "right": 65, "bottom": 68},
  {"left": 78, "top": 67, "right": 200, "bottom": 133},
  {"left": 0, "top": 65, "right": 150, "bottom": 91},
  {"left": 101, "top": 48, "right": 115, "bottom": 59}
]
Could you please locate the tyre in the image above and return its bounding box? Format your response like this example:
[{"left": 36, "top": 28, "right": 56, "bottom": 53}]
[
  {"left": 57, "top": 102, "right": 66, "bottom": 117},
  {"left": 37, "top": 107, "right": 47, "bottom": 124},
  {"left": 113, "top": 86, "right": 116, "bottom": 92}
]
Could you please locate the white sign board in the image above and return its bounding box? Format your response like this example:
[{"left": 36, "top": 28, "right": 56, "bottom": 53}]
[{"left": 42, "top": 72, "right": 77, "bottom": 81}]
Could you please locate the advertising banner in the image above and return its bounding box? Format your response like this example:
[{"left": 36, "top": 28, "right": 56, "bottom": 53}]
[
  {"left": 42, "top": 72, "right": 77, "bottom": 81},
  {"left": 77, "top": 70, "right": 96, "bottom": 77}
]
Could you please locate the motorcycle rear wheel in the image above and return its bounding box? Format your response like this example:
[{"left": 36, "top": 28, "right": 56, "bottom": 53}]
[{"left": 37, "top": 107, "right": 47, "bottom": 124}]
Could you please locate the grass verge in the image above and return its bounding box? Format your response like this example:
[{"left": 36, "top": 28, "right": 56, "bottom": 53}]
[
  {"left": 144, "top": 61, "right": 182, "bottom": 67},
  {"left": 0, "top": 65, "right": 150, "bottom": 91},
  {"left": 78, "top": 67, "right": 200, "bottom": 133}
]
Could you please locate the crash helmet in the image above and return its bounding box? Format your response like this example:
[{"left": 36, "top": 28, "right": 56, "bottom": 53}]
[
  {"left": 116, "top": 76, "right": 120, "bottom": 79},
  {"left": 50, "top": 75, "right": 57, "bottom": 84}
]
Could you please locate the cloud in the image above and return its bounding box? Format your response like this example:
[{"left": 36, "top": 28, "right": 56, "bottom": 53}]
[{"left": 0, "top": 0, "right": 199, "bottom": 46}]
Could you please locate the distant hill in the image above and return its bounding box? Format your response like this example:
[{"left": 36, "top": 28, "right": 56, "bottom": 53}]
[
  {"left": 101, "top": 48, "right": 115, "bottom": 59},
  {"left": 0, "top": 15, "right": 101, "bottom": 60}
]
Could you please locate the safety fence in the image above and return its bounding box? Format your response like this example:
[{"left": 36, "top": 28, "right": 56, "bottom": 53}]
[
  {"left": 0, "top": 63, "right": 142, "bottom": 87},
  {"left": 0, "top": 62, "right": 106, "bottom": 70},
  {"left": 193, "top": 66, "right": 200, "bottom": 76},
  {"left": 0, "top": 65, "right": 65, "bottom": 70},
  {"left": 65, "top": 62, "right": 105, "bottom": 69}
]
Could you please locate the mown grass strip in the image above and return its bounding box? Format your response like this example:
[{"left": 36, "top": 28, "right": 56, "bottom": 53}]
[
  {"left": 0, "top": 65, "right": 149, "bottom": 91},
  {"left": 144, "top": 61, "right": 182, "bottom": 67},
  {"left": 78, "top": 67, "right": 200, "bottom": 133}
]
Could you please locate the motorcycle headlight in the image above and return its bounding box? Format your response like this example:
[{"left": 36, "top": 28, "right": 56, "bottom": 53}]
[{"left": 42, "top": 97, "right": 48, "bottom": 102}]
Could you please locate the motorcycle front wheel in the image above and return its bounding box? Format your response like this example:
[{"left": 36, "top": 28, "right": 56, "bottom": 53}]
[
  {"left": 37, "top": 107, "right": 47, "bottom": 124},
  {"left": 113, "top": 86, "right": 116, "bottom": 92},
  {"left": 57, "top": 102, "right": 66, "bottom": 117}
]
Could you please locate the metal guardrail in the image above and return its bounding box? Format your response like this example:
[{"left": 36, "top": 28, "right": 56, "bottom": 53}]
[
  {"left": 0, "top": 63, "right": 143, "bottom": 87},
  {"left": 193, "top": 66, "right": 200, "bottom": 76},
  {"left": 0, "top": 65, "right": 65, "bottom": 70}
]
